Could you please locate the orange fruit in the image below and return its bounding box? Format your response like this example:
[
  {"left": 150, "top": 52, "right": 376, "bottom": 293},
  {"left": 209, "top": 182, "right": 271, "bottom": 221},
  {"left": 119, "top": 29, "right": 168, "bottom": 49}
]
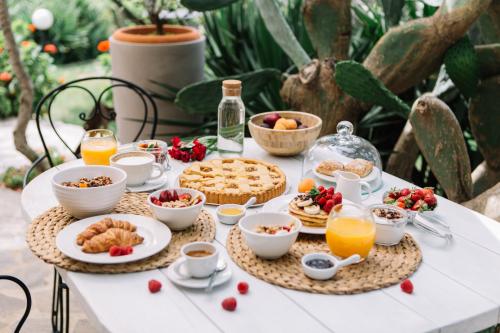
[
  {"left": 298, "top": 178, "right": 315, "bottom": 193},
  {"left": 284, "top": 118, "right": 298, "bottom": 129},
  {"left": 274, "top": 118, "right": 288, "bottom": 129}
]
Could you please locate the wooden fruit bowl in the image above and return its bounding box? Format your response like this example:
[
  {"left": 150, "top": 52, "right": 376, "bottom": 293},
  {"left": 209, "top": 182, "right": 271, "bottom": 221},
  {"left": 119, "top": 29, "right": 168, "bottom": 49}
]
[{"left": 248, "top": 111, "right": 322, "bottom": 156}]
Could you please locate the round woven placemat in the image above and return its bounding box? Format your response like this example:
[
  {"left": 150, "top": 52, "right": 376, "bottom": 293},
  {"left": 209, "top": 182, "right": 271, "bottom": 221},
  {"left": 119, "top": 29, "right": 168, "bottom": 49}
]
[
  {"left": 227, "top": 226, "right": 422, "bottom": 294},
  {"left": 27, "top": 193, "right": 216, "bottom": 273}
]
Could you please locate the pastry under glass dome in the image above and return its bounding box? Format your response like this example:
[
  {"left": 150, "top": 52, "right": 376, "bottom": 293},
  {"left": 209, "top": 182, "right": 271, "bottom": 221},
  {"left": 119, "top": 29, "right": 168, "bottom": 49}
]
[{"left": 302, "top": 120, "right": 383, "bottom": 192}]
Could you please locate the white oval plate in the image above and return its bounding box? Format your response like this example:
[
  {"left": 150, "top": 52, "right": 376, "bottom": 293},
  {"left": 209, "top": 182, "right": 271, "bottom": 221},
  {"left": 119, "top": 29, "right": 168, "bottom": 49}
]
[
  {"left": 261, "top": 193, "right": 329, "bottom": 235},
  {"left": 126, "top": 174, "right": 168, "bottom": 193},
  {"left": 165, "top": 258, "right": 232, "bottom": 289},
  {"left": 56, "top": 214, "right": 172, "bottom": 264}
]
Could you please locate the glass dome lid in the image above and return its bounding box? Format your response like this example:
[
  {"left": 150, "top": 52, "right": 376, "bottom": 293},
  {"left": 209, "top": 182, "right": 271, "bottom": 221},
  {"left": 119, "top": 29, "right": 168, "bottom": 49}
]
[{"left": 303, "top": 120, "right": 383, "bottom": 192}]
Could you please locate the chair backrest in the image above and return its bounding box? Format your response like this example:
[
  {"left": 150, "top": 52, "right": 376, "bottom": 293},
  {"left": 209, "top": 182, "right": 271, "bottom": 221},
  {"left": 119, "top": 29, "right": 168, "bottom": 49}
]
[
  {"left": 0, "top": 275, "right": 32, "bottom": 333},
  {"left": 34, "top": 76, "right": 158, "bottom": 167}
]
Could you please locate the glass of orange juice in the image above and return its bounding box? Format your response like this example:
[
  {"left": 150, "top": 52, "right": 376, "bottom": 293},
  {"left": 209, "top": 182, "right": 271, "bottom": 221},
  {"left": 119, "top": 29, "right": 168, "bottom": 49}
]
[
  {"left": 326, "top": 203, "right": 375, "bottom": 260},
  {"left": 81, "top": 129, "right": 118, "bottom": 165}
]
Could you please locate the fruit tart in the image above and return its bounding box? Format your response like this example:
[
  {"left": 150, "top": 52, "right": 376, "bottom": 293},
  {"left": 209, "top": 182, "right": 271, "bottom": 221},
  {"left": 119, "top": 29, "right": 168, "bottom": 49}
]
[
  {"left": 288, "top": 186, "right": 342, "bottom": 228},
  {"left": 179, "top": 158, "right": 286, "bottom": 205}
]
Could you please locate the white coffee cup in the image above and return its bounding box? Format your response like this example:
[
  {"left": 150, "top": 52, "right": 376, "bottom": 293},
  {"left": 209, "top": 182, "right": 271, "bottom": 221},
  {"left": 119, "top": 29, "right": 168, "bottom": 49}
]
[
  {"left": 333, "top": 170, "right": 371, "bottom": 204},
  {"left": 179, "top": 242, "right": 219, "bottom": 278},
  {"left": 110, "top": 151, "right": 163, "bottom": 186}
]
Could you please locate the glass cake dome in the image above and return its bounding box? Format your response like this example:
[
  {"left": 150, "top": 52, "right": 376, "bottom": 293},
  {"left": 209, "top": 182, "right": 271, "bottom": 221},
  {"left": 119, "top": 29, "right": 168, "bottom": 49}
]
[{"left": 303, "top": 120, "right": 383, "bottom": 192}]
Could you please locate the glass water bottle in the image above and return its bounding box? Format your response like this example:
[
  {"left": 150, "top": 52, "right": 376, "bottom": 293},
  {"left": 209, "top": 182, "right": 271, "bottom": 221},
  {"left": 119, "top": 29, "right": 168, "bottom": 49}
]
[{"left": 217, "top": 80, "right": 245, "bottom": 156}]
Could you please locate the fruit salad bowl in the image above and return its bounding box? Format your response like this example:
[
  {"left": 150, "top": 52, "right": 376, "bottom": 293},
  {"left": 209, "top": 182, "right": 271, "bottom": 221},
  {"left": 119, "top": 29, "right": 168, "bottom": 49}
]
[
  {"left": 248, "top": 111, "right": 322, "bottom": 156},
  {"left": 148, "top": 188, "right": 205, "bottom": 231}
]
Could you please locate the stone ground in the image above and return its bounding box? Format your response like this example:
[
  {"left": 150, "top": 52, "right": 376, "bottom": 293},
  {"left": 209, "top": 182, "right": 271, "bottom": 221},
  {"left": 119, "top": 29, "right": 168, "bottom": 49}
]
[{"left": 0, "top": 118, "right": 95, "bottom": 332}]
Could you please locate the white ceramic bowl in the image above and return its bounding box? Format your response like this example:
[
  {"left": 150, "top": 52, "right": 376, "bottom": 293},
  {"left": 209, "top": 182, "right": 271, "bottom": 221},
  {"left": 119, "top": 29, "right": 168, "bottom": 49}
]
[
  {"left": 216, "top": 204, "right": 246, "bottom": 225},
  {"left": 370, "top": 204, "right": 408, "bottom": 246},
  {"left": 147, "top": 188, "right": 205, "bottom": 231},
  {"left": 301, "top": 253, "right": 337, "bottom": 280},
  {"left": 239, "top": 212, "right": 301, "bottom": 259},
  {"left": 52, "top": 166, "right": 127, "bottom": 219}
]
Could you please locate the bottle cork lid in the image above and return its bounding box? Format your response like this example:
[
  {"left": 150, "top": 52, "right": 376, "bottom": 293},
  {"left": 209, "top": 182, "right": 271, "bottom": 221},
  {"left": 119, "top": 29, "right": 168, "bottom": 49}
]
[{"left": 222, "top": 80, "right": 242, "bottom": 89}]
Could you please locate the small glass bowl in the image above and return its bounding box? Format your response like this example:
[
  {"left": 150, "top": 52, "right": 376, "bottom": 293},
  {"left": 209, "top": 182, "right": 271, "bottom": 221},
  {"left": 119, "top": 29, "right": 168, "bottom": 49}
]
[
  {"left": 136, "top": 139, "right": 169, "bottom": 170},
  {"left": 369, "top": 204, "right": 408, "bottom": 246}
]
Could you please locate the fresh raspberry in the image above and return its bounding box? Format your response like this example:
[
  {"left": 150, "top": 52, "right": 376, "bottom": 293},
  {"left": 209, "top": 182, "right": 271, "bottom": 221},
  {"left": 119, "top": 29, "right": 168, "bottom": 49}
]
[
  {"left": 159, "top": 190, "right": 168, "bottom": 202},
  {"left": 148, "top": 279, "right": 162, "bottom": 293},
  {"left": 124, "top": 246, "right": 133, "bottom": 255},
  {"left": 400, "top": 279, "right": 413, "bottom": 294},
  {"left": 323, "top": 199, "right": 334, "bottom": 213},
  {"left": 333, "top": 192, "right": 342, "bottom": 205},
  {"left": 317, "top": 197, "right": 327, "bottom": 206},
  {"left": 237, "top": 282, "right": 249, "bottom": 294},
  {"left": 109, "top": 245, "right": 122, "bottom": 256},
  {"left": 317, "top": 186, "right": 325, "bottom": 192},
  {"left": 327, "top": 187, "right": 334, "bottom": 195},
  {"left": 400, "top": 188, "right": 410, "bottom": 196},
  {"left": 222, "top": 297, "right": 237, "bottom": 311}
]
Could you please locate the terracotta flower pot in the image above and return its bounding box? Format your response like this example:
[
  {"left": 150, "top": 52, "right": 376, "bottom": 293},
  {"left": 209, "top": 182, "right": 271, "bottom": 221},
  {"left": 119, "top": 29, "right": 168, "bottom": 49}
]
[{"left": 110, "top": 25, "right": 205, "bottom": 143}]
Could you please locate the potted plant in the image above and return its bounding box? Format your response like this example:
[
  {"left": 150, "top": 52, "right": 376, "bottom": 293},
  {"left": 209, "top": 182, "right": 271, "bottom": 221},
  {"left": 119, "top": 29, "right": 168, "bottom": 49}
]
[{"left": 109, "top": 0, "right": 205, "bottom": 142}]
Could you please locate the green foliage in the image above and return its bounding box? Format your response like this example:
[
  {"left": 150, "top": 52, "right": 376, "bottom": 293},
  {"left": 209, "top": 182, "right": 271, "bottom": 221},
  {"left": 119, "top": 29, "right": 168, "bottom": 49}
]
[
  {"left": 444, "top": 37, "right": 480, "bottom": 98},
  {"left": 10, "top": 0, "right": 111, "bottom": 64},
  {"left": 181, "top": 0, "right": 240, "bottom": 11},
  {"left": 380, "top": 0, "right": 405, "bottom": 27},
  {"left": 175, "top": 69, "right": 281, "bottom": 115},
  {"left": 0, "top": 19, "right": 57, "bottom": 118},
  {"left": 335, "top": 60, "right": 410, "bottom": 116}
]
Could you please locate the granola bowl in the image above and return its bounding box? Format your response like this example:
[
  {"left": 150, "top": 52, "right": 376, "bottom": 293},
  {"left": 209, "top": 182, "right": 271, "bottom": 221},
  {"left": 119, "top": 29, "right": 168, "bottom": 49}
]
[
  {"left": 147, "top": 188, "right": 206, "bottom": 231},
  {"left": 52, "top": 166, "right": 127, "bottom": 219}
]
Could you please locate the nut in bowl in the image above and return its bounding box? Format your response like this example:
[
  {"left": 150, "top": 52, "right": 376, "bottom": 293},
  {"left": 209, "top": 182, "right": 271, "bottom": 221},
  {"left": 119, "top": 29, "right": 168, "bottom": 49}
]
[
  {"left": 148, "top": 188, "right": 205, "bottom": 231},
  {"left": 52, "top": 166, "right": 127, "bottom": 219},
  {"left": 248, "top": 111, "right": 322, "bottom": 156},
  {"left": 238, "top": 212, "right": 301, "bottom": 259}
]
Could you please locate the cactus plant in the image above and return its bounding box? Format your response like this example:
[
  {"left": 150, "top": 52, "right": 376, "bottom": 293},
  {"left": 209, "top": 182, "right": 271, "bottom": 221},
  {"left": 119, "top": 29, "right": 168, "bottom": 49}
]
[
  {"left": 444, "top": 37, "right": 479, "bottom": 98},
  {"left": 335, "top": 61, "right": 410, "bottom": 116},
  {"left": 409, "top": 94, "right": 473, "bottom": 202},
  {"left": 179, "top": 0, "right": 500, "bottom": 209}
]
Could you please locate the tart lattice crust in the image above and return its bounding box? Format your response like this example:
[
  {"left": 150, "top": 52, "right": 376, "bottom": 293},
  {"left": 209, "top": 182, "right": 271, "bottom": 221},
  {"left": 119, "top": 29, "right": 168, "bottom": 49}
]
[{"left": 179, "top": 158, "right": 286, "bottom": 205}]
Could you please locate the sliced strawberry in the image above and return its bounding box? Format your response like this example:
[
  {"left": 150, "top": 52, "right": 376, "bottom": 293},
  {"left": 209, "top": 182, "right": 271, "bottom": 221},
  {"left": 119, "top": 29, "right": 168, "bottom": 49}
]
[
  {"left": 396, "top": 201, "right": 405, "bottom": 208},
  {"left": 172, "top": 190, "right": 179, "bottom": 201},
  {"left": 166, "top": 190, "right": 173, "bottom": 202}
]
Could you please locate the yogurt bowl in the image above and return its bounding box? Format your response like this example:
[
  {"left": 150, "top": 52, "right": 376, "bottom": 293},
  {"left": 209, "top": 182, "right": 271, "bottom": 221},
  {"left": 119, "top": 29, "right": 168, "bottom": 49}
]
[
  {"left": 370, "top": 204, "right": 408, "bottom": 246},
  {"left": 239, "top": 212, "right": 301, "bottom": 259}
]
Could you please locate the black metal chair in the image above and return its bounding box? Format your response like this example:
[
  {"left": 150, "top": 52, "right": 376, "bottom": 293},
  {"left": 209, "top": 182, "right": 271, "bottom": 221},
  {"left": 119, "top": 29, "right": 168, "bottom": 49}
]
[
  {"left": 0, "top": 275, "right": 32, "bottom": 333},
  {"left": 22, "top": 76, "right": 158, "bottom": 333},
  {"left": 23, "top": 76, "right": 158, "bottom": 186}
]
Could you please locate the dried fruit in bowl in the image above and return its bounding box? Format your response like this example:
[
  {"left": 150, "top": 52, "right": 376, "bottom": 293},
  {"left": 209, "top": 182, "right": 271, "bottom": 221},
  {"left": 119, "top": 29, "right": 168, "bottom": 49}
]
[{"left": 383, "top": 187, "right": 437, "bottom": 212}]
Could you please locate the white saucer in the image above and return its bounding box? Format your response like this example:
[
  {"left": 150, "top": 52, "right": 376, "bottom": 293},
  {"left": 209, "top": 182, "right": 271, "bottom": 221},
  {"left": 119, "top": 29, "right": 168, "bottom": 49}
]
[
  {"left": 262, "top": 194, "right": 329, "bottom": 235},
  {"left": 165, "top": 258, "right": 232, "bottom": 289},
  {"left": 126, "top": 174, "right": 168, "bottom": 193},
  {"left": 56, "top": 214, "right": 172, "bottom": 264}
]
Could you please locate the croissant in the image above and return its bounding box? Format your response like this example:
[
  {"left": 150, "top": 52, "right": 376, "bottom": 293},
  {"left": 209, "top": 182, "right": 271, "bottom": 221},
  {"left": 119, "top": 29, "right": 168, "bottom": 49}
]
[
  {"left": 76, "top": 218, "right": 136, "bottom": 245},
  {"left": 81, "top": 228, "right": 144, "bottom": 253}
]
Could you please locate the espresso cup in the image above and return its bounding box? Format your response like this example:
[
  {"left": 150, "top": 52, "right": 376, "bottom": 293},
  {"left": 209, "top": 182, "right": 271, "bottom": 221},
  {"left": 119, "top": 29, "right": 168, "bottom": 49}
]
[
  {"left": 179, "top": 242, "right": 219, "bottom": 278},
  {"left": 110, "top": 151, "right": 164, "bottom": 186}
]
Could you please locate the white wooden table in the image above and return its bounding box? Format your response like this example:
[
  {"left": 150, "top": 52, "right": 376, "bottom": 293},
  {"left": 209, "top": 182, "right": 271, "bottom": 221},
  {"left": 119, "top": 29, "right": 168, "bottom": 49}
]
[{"left": 22, "top": 139, "right": 500, "bottom": 333}]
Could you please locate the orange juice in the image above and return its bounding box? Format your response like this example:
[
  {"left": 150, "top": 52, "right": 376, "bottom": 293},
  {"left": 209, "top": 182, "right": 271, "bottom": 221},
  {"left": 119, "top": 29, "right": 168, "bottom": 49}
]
[
  {"left": 326, "top": 216, "right": 375, "bottom": 259},
  {"left": 81, "top": 140, "right": 117, "bottom": 165}
]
